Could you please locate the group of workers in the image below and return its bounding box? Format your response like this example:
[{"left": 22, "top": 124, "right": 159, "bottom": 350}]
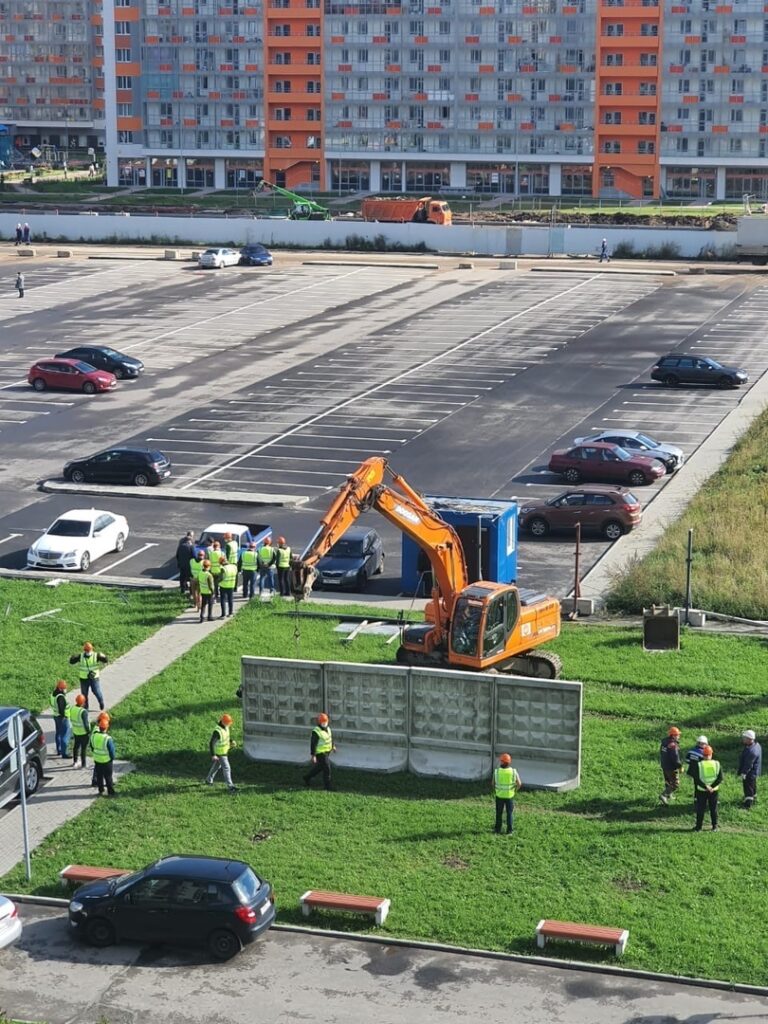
[{"left": 659, "top": 727, "right": 763, "bottom": 831}]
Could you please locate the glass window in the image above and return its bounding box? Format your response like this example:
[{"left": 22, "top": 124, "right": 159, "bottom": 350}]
[
  {"left": 451, "top": 598, "right": 483, "bottom": 656},
  {"left": 128, "top": 877, "right": 175, "bottom": 905}
]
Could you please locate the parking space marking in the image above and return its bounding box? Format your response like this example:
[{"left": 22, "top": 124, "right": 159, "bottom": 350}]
[{"left": 92, "top": 542, "right": 158, "bottom": 577}]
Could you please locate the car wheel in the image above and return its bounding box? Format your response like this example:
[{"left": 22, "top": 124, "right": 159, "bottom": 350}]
[
  {"left": 113, "top": 367, "right": 126, "bottom": 380},
  {"left": 602, "top": 520, "right": 625, "bottom": 541},
  {"left": 208, "top": 928, "right": 241, "bottom": 962},
  {"left": 375, "top": 553, "right": 385, "bottom": 575},
  {"left": 24, "top": 758, "right": 42, "bottom": 797},
  {"left": 79, "top": 551, "right": 91, "bottom": 572},
  {"left": 85, "top": 918, "right": 115, "bottom": 948},
  {"left": 628, "top": 470, "right": 647, "bottom": 487},
  {"left": 82, "top": 381, "right": 96, "bottom": 395},
  {"left": 114, "top": 533, "right": 125, "bottom": 553},
  {"left": 133, "top": 472, "right": 149, "bottom": 487},
  {"left": 718, "top": 375, "right": 734, "bottom": 389},
  {"left": 528, "top": 517, "right": 550, "bottom": 538},
  {"left": 32, "top": 377, "right": 47, "bottom": 392},
  {"left": 662, "top": 374, "right": 679, "bottom": 387},
  {"left": 357, "top": 570, "right": 369, "bottom": 592},
  {"left": 563, "top": 468, "right": 581, "bottom": 483},
  {"left": 71, "top": 469, "right": 86, "bottom": 484}
]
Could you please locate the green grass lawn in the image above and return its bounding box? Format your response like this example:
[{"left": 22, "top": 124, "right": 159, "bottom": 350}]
[{"left": 3, "top": 599, "right": 767, "bottom": 984}]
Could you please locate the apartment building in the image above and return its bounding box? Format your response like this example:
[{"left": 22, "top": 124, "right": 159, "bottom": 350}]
[{"left": 2, "top": 0, "right": 768, "bottom": 199}]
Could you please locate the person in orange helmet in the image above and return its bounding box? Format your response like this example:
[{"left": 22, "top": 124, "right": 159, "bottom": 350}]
[
  {"left": 276, "top": 535, "right": 292, "bottom": 597},
  {"left": 198, "top": 559, "right": 215, "bottom": 623},
  {"left": 205, "top": 713, "right": 238, "bottom": 793},
  {"left": 493, "top": 753, "right": 522, "bottom": 835},
  {"left": 50, "top": 680, "right": 70, "bottom": 757},
  {"left": 68, "top": 693, "right": 90, "bottom": 768},
  {"left": 69, "top": 641, "right": 108, "bottom": 711},
  {"left": 659, "top": 726, "right": 683, "bottom": 806},
  {"left": 693, "top": 745, "right": 722, "bottom": 832},
  {"left": 303, "top": 712, "right": 336, "bottom": 791},
  {"left": 89, "top": 712, "right": 116, "bottom": 797}
]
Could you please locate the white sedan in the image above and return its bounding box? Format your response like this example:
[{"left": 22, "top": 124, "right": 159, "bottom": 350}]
[
  {"left": 198, "top": 247, "right": 241, "bottom": 269},
  {"left": 27, "top": 508, "right": 130, "bottom": 572},
  {"left": 0, "top": 896, "right": 22, "bottom": 950}
]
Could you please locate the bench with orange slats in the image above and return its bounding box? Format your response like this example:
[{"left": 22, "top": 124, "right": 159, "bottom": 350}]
[
  {"left": 299, "top": 889, "right": 391, "bottom": 925},
  {"left": 536, "top": 919, "right": 629, "bottom": 956},
  {"left": 59, "top": 864, "right": 130, "bottom": 888}
]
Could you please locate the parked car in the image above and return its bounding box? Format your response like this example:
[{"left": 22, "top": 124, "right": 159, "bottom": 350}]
[
  {"left": 55, "top": 346, "right": 144, "bottom": 380},
  {"left": 27, "top": 358, "right": 116, "bottom": 395},
  {"left": 651, "top": 354, "right": 748, "bottom": 388},
  {"left": 69, "top": 855, "right": 275, "bottom": 961},
  {"left": 316, "top": 526, "right": 384, "bottom": 591},
  {"left": 0, "top": 706, "right": 47, "bottom": 810},
  {"left": 198, "top": 247, "right": 241, "bottom": 269},
  {"left": 27, "top": 508, "right": 130, "bottom": 572},
  {"left": 0, "top": 896, "right": 22, "bottom": 950},
  {"left": 519, "top": 486, "right": 642, "bottom": 541},
  {"left": 548, "top": 442, "right": 665, "bottom": 487},
  {"left": 573, "top": 430, "right": 684, "bottom": 473},
  {"left": 64, "top": 447, "right": 171, "bottom": 487},
  {"left": 239, "top": 243, "right": 273, "bottom": 267}
]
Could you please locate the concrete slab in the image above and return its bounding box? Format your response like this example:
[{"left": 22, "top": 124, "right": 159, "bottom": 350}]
[{"left": 39, "top": 479, "right": 309, "bottom": 508}]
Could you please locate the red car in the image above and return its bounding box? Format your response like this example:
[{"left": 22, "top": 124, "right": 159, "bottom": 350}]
[
  {"left": 27, "top": 358, "right": 117, "bottom": 395},
  {"left": 548, "top": 441, "right": 665, "bottom": 486}
]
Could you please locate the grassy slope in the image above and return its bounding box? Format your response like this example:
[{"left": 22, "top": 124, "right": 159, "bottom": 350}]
[{"left": 3, "top": 600, "right": 767, "bottom": 984}]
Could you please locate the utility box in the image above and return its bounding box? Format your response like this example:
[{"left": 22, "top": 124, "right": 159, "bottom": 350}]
[
  {"left": 642, "top": 605, "right": 680, "bottom": 651},
  {"left": 401, "top": 495, "right": 518, "bottom": 596}
]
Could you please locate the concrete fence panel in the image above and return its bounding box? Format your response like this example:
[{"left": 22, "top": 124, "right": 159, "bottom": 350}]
[
  {"left": 409, "top": 668, "right": 494, "bottom": 781},
  {"left": 241, "top": 656, "right": 323, "bottom": 764},
  {"left": 325, "top": 661, "right": 408, "bottom": 773}
]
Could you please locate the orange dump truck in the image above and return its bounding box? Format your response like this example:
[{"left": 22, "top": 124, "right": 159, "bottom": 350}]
[{"left": 361, "top": 196, "right": 452, "bottom": 225}]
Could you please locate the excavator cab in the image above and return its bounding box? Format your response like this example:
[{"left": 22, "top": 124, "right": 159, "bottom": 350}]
[{"left": 449, "top": 586, "right": 520, "bottom": 663}]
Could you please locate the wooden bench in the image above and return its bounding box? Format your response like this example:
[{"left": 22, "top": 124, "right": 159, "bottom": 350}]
[
  {"left": 536, "top": 919, "right": 628, "bottom": 956},
  {"left": 59, "top": 864, "right": 130, "bottom": 888},
  {"left": 299, "top": 889, "right": 391, "bottom": 926}
]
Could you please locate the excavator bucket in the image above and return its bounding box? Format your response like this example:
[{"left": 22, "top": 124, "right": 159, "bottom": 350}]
[{"left": 290, "top": 560, "right": 317, "bottom": 601}]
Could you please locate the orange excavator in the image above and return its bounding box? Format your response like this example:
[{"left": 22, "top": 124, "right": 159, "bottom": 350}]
[{"left": 290, "top": 457, "right": 563, "bottom": 678}]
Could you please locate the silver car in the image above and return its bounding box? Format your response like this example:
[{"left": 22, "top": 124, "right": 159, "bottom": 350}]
[
  {"left": 573, "top": 431, "right": 684, "bottom": 473},
  {"left": 198, "top": 247, "right": 241, "bottom": 269}
]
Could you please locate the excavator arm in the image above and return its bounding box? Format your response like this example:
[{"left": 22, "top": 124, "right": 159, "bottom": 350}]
[
  {"left": 291, "top": 457, "right": 469, "bottom": 641},
  {"left": 255, "top": 179, "right": 330, "bottom": 218}
]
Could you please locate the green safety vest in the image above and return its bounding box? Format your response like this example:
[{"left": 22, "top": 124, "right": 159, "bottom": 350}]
[
  {"left": 698, "top": 759, "right": 721, "bottom": 787},
  {"left": 78, "top": 652, "right": 99, "bottom": 680},
  {"left": 190, "top": 558, "right": 204, "bottom": 579},
  {"left": 90, "top": 730, "right": 112, "bottom": 764},
  {"left": 213, "top": 724, "right": 231, "bottom": 756},
  {"left": 494, "top": 766, "right": 518, "bottom": 799},
  {"left": 67, "top": 705, "right": 89, "bottom": 735},
  {"left": 50, "top": 690, "right": 68, "bottom": 716},
  {"left": 241, "top": 549, "right": 257, "bottom": 570},
  {"left": 258, "top": 545, "right": 274, "bottom": 568},
  {"left": 209, "top": 555, "right": 223, "bottom": 576},
  {"left": 313, "top": 725, "right": 333, "bottom": 755},
  {"left": 220, "top": 563, "right": 237, "bottom": 589},
  {"left": 199, "top": 571, "right": 214, "bottom": 596},
  {"left": 225, "top": 540, "right": 239, "bottom": 562},
  {"left": 277, "top": 545, "right": 292, "bottom": 569}
]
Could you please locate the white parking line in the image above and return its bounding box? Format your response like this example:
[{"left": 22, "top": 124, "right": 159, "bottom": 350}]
[
  {"left": 0, "top": 533, "right": 23, "bottom": 546},
  {"left": 92, "top": 542, "right": 158, "bottom": 577}
]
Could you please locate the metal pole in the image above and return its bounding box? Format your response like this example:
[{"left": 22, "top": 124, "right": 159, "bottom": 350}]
[
  {"left": 12, "top": 713, "right": 32, "bottom": 882},
  {"left": 684, "top": 527, "right": 693, "bottom": 625},
  {"left": 572, "top": 522, "right": 581, "bottom": 617},
  {"left": 477, "top": 519, "right": 483, "bottom": 580}
]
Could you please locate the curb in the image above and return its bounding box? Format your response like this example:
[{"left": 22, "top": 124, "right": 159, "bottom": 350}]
[
  {"left": 301, "top": 260, "right": 440, "bottom": 269},
  {"left": 38, "top": 478, "right": 309, "bottom": 508},
  {"left": 0, "top": 566, "right": 176, "bottom": 590},
  {"left": 3, "top": 895, "right": 766, "bottom": 997},
  {"left": 530, "top": 265, "right": 677, "bottom": 276}
]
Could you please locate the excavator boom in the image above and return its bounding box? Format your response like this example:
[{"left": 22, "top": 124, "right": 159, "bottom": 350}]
[{"left": 255, "top": 179, "right": 330, "bottom": 219}]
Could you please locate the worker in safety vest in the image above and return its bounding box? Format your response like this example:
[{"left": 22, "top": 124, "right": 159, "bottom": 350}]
[
  {"left": 276, "top": 536, "right": 292, "bottom": 597},
  {"left": 223, "top": 532, "right": 239, "bottom": 564},
  {"left": 68, "top": 694, "right": 90, "bottom": 768},
  {"left": 205, "top": 713, "right": 238, "bottom": 793},
  {"left": 257, "top": 537, "right": 276, "bottom": 597},
  {"left": 693, "top": 745, "right": 723, "bottom": 832},
  {"left": 189, "top": 549, "right": 204, "bottom": 612},
  {"left": 50, "top": 680, "right": 70, "bottom": 757},
  {"left": 303, "top": 712, "right": 336, "bottom": 791},
  {"left": 68, "top": 641, "right": 108, "bottom": 711},
  {"left": 493, "top": 753, "right": 522, "bottom": 835},
  {"left": 89, "top": 712, "right": 116, "bottom": 797},
  {"left": 198, "top": 559, "right": 215, "bottom": 622},
  {"left": 659, "top": 726, "right": 683, "bottom": 805},
  {"left": 208, "top": 541, "right": 224, "bottom": 597},
  {"left": 241, "top": 541, "right": 258, "bottom": 600},
  {"left": 219, "top": 555, "right": 237, "bottom": 618}
]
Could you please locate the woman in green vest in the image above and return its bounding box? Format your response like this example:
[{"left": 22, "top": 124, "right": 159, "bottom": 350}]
[
  {"left": 198, "top": 559, "right": 215, "bottom": 623},
  {"left": 493, "top": 752, "right": 522, "bottom": 835}
]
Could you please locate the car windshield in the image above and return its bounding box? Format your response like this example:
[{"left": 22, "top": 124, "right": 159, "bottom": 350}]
[
  {"left": 623, "top": 492, "right": 640, "bottom": 505},
  {"left": 635, "top": 434, "right": 658, "bottom": 448},
  {"left": 703, "top": 358, "right": 723, "bottom": 370},
  {"left": 328, "top": 539, "right": 365, "bottom": 558},
  {"left": 74, "top": 361, "right": 96, "bottom": 373},
  {"left": 47, "top": 518, "right": 91, "bottom": 537},
  {"left": 149, "top": 450, "right": 165, "bottom": 462},
  {"left": 97, "top": 347, "right": 121, "bottom": 359},
  {"left": 202, "top": 249, "right": 217, "bottom": 255},
  {"left": 113, "top": 868, "right": 147, "bottom": 895},
  {"left": 612, "top": 447, "right": 631, "bottom": 461},
  {"left": 232, "top": 866, "right": 263, "bottom": 904}
]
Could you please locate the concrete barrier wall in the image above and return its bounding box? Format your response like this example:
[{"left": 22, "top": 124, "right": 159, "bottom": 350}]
[
  {"left": 520, "top": 223, "right": 737, "bottom": 259},
  {"left": 241, "top": 655, "right": 582, "bottom": 789}
]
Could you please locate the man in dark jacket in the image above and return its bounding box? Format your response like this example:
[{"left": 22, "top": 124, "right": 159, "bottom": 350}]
[
  {"left": 50, "top": 680, "right": 70, "bottom": 757},
  {"left": 685, "top": 734, "right": 709, "bottom": 792},
  {"left": 176, "top": 531, "right": 195, "bottom": 595},
  {"left": 693, "top": 745, "right": 723, "bottom": 831},
  {"left": 659, "top": 726, "right": 683, "bottom": 805},
  {"left": 737, "top": 730, "right": 762, "bottom": 810}
]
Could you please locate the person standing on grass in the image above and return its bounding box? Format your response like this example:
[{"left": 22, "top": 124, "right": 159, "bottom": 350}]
[
  {"left": 68, "top": 694, "right": 90, "bottom": 768},
  {"left": 50, "top": 680, "right": 70, "bottom": 758},
  {"left": 219, "top": 555, "right": 237, "bottom": 618},
  {"left": 175, "top": 530, "right": 195, "bottom": 596},
  {"left": 89, "top": 713, "right": 116, "bottom": 797},
  {"left": 205, "top": 713, "right": 238, "bottom": 793},
  {"left": 493, "top": 753, "right": 521, "bottom": 835},
  {"left": 276, "top": 536, "right": 292, "bottom": 597},
  {"left": 737, "top": 730, "right": 762, "bottom": 810},
  {"left": 659, "top": 726, "right": 683, "bottom": 805},
  {"left": 69, "top": 641, "right": 108, "bottom": 711},
  {"left": 189, "top": 548, "right": 204, "bottom": 611},
  {"left": 693, "top": 745, "right": 722, "bottom": 831},
  {"left": 198, "top": 559, "right": 215, "bottom": 622},
  {"left": 208, "top": 541, "right": 224, "bottom": 598},
  {"left": 257, "top": 536, "right": 277, "bottom": 597},
  {"left": 241, "top": 541, "right": 258, "bottom": 599},
  {"left": 684, "top": 734, "right": 709, "bottom": 793},
  {"left": 303, "top": 712, "right": 336, "bottom": 791},
  {"left": 15, "top": 272, "right": 24, "bottom": 298}
]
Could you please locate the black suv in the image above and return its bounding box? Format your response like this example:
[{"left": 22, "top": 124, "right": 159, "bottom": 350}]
[
  {"left": 69, "top": 855, "right": 275, "bottom": 960},
  {"left": 651, "top": 354, "right": 748, "bottom": 388},
  {"left": 64, "top": 446, "right": 171, "bottom": 486},
  {"left": 56, "top": 346, "right": 144, "bottom": 380},
  {"left": 0, "top": 707, "right": 47, "bottom": 810}
]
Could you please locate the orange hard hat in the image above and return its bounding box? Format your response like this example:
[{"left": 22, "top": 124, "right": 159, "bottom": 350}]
[
  {"left": 55, "top": 679, "right": 68, "bottom": 691},
  {"left": 278, "top": 536, "right": 286, "bottom": 545},
  {"left": 317, "top": 712, "right": 329, "bottom": 725},
  {"left": 668, "top": 727, "right": 681, "bottom": 737},
  {"left": 703, "top": 745, "right": 713, "bottom": 757},
  {"left": 202, "top": 559, "right": 211, "bottom": 568},
  {"left": 220, "top": 713, "right": 234, "bottom": 725},
  {"left": 98, "top": 713, "right": 110, "bottom": 725},
  {"left": 499, "top": 753, "right": 512, "bottom": 765},
  {"left": 219, "top": 555, "right": 227, "bottom": 564},
  {"left": 75, "top": 694, "right": 86, "bottom": 706},
  {"left": 83, "top": 641, "right": 93, "bottom": 652}
]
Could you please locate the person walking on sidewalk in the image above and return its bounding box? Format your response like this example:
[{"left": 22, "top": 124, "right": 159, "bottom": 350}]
[
  {"left": 737, "top": 730, "right": 762, "bottom": 810},
  {"left": 208, "top": 541, "right": 224, "bottom": 598},
  {"left": 303, "top": 712, "right": 336, "bottom": 791},
  {"left": 257, "top": 537, "right": 276, "bottom": 597},
  {"left": 493, "top": 753, "right": 522, "bottom": 834},
  {"left": 14, "top": 223, "right": 22, "bottom": 246},
  {"left": 219, "top": 555, "right": 237, "bottom": 618},
  {"left": 599, "top": 238, "right": 610, "bottom": 263},
  {"left": 68, "top": 694, "right": 90, "bottom": 768},
  {"left": 189, "top": 549, "right": 204, "bottom": 611},
  {"left": 15, "top": 272, "right": 24, "bottom": 298},
  {"left": 223, "top": 532, "right": 239, "bottom": 564},
  {"left": 22, "top": 222, "right": 30, "bottom": 244},
  {"left": 199, "top": 559, "right": 215, "bottom": 622},
  {"left": 50, "top": 680, "right": 70, "bottom": 758},
  {"left": 176, "top": 530, "right": 195, "bottom": 596},
  {"left": 276, "top": 536, "right": 292, "bottom": 597},
  {"left": 659, "top": 726, "right": 683, "bottom": 805},
  {"left": 241, "top": 541, "right": 257, "bottom": 599},
  {"left": 69, "top": 641, "right": 108, "bottom": 711},
  {"left": 89, "top": 713, "right": 117, "bottom": 797},
  {"left": 693, "top": 745, "right": 723, "bottom": 832},
  {"left": 205, "top": 713, "right": 238, "bottom": 793}
]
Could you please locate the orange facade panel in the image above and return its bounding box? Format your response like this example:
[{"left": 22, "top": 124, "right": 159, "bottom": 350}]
[{"left": 117, "top": 116, "right": 142, "bottom": 131}]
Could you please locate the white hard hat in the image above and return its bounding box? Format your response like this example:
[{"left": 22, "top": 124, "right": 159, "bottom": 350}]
[
  {"left": 696, "top": 735, "right": 708, "bottom": 745},
  {"left": 742, "top": 730, "right": 756, "bottom": 741}
]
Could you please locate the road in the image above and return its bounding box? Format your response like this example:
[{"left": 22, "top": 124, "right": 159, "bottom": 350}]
[
  {"left": 0, "top": 251, "right": 766, "bottom": 597},
  {"left": 2, "top": 903, "right": 766, "bottom": 1024}
]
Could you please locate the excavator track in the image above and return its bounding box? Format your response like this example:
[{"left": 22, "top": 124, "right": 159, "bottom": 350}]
[{"left": 498, "top": 651, "right": 563, "bottom": 680}]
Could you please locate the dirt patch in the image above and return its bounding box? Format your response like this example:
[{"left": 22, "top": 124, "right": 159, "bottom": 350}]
[
  {"left": 612, "top": 876, "right": 648, "bottom": 892},
  {"left": 442, "top": 854, "right": 470, "bottom": 871}
]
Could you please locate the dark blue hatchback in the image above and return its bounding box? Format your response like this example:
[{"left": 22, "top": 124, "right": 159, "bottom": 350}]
[
  {"left": 239, "top": 243, "right": 273, "bottom": 266},
  {"left": 69, "top": 855, "right": 275, "bottom": 961}
]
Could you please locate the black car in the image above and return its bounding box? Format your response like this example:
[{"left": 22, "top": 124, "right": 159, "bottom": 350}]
[
  {"left": 316, "top": 526, "right": 385, "bottom": 591},
  {"left": 651, "top": 354, "right": 748, "bottom": 388},
  {"left": 64, "top": 446, "right": 172, "bottom": 487},
  {"left": 56, "top": 346, "right": 144, "bottom": 380},
  {"left": 239, "top": 243, "right": 273, "bottom": 267},
  {"left": 0, "top": 707, "right": 47, "bottom": 810},
  {"left": 69, "top": 855, "right": 275, "bottom": 961}
]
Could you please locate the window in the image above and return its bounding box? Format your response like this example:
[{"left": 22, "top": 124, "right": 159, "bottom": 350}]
[
  {"left": 117, "top": 103, "right": 132, "bottom": 116},
  {"left": 115, "top": 21, "right": 131, "bottom": 33},
  {"left": 307, "top": 80, "right": 321, "bottom": 93},
  {"left": 116, "top": 0, "right": 131, "bottom": 6},
  {"left": 637, "top": 140, "right": 654, "bottom": 154},
  {"left": 605, "top": 23, "right": 624, "bottom": 36},
  {"left": 439, "top": 48, "right": 450, "bottom": 63},
  {"left": 470, "top": 48, "right": 481, "bottom": 63},
  {"left": 115, "top": 48, "right": 132, "bottom": 61},
  {"left": 274, "top": 80, "right": 291, "bottom": 93},
  {"left": 729, "top": 138, "right": 743, "bottom": 152},
  {"left": 601, "top": 140, "right": 621, "bottom": 153},
  {"left": 640, "top": 22, "right": 658, "bottom": 35},
  {"left": 639, "top": 52, "right": 657, "bottom": 66},
  {"left": 307, "top": 51, "right": 321, "bottom": 64},
  {"left": 307, "top": 23, "right": 321, "bottom": 35},
  {"left": 128, "top": 878, "right": 175, "bottom": 905},
  {"left": 118, "top": 130, "right": 134, "bottom": 142},
  {"left": 731, "top": 78, "right": 744, "bottom": 94},
  {"left": 730, "top": 108, "right": 743, "bottom": 122},
  {"left": 639, "top": 81, "right": 657, "bottom": 95},
  {"left": 116, "top": 76, "right": 133, "bottom": 89},
  {"left": 638, "top": 111, "right": 655, "bottom": 124}
]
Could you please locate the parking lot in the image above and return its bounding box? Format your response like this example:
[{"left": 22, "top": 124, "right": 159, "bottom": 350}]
[{"left": 0, "top": 251, "right": 766, "bottom": 597}]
